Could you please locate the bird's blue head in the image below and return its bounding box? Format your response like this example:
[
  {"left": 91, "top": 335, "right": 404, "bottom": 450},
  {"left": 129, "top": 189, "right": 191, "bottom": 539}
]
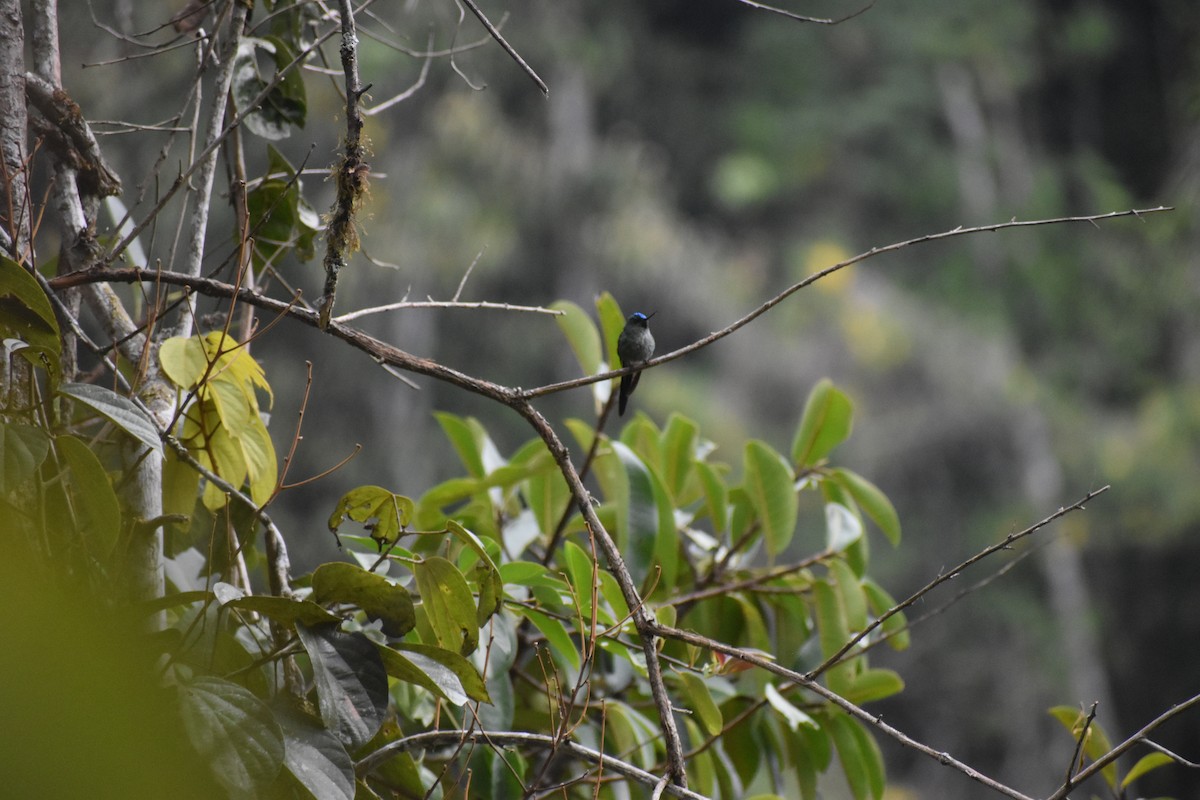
[{"left": 628, "top": 311, "right": 654, "bottom": 324}]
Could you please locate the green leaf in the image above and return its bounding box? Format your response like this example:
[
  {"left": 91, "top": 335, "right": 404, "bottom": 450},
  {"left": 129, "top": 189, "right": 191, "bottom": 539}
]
[
  {"left": 0, "top": 422, "right": 50, "bottom": 494},
  {"left": 765, "top": 683, "right": 817, "bottom": 731},
  {"left": 551, "top": 300, "right": 602, "bottom": 376},
  {"left": 831, "top": 468, "right": 900, "bottom": 546},
  {"left": 295, "top": 623, "right": 389, "bottom": 750},
  {"left": 827, "top": 558, "right": 868, "bottom": 633},
  {"left": 813, "top": 578, "right": 855, "bottom": 696},
  {"left": 177, "top": 676, "right": 284, "bottom": 796},
  {"left": 435, "top": 412, "right": 486, "bottom": 478},
  {"left": 312, "top": 562, "right": 416, "bottom": 637},
  {"left": 413, "top": 556, "right": 479, "bottom": 655},
  {"left": 826, "top": 711, "right": 884, "bottom": 800},
  {"left": 278, "top": 708, "right": 355, "bottom": 800},
  {"left": 0, "top": 255, "right": 60, "bottom": 361},
  {"left": 59, "top": 383, "right": 163, "bottom": 457},
  {"left": 233, "top": 37, "right": 307, "bottom": 140},
  {"left": 54, "top": 434, "right": 121, "bottom": 558},
  {"left": 844, "top": 668, "right": 905, "bottom": 705},
  {"left": 660, "top": 413, "right": 699, "bottom": 499},
  {"left": 445, "top": 520, "right": 504, "bottom": 624},
  {"left": 612, "top": 441, "right": 677, "bottom": 591},
  {"left": 596, "top": 292, "right": 626, "bottom": 372},
  {"left": 791, "top": 379, "right": 853, "bottom": 468},
  {"left": 375, "top": 644, "right": 462, "bottom": 705},
  {"left": 393, "top": 642, "right": 491, "bottom": 703},
  {"left": 679, "top": 672, "right": 723, "bottom": 737},
  {"left": 744, "top": 440, "right": 799, "bottom": 556},
  {"left": 861, "top": 578, "right": 909, "bottom": 651},
  {"left": 226, "top": 594, "right": 341, "bottom": 627},
  {"left": 694, "top": 460, "right": 729, "bottom": 534},
  {"left": 561, "top": 539, "right": 598, "bottom": 622},
  {"left": 327, "top": 486, "right": 414, "bottom": 548},
  {"left": 521, "top": 607, "right": 581, "bottom": 671},
  {"left": 1121, "top": 751, "right": 1173, "bottom": 788}
]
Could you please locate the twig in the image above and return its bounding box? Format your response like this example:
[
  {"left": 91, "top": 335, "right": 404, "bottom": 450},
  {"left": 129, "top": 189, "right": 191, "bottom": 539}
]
[
  {"left": 808, "top": 487, "right": 1108, "bottom": 681},
  {"left": 1063, "top": 702, "right": 1099, "bottom": 785},
  {"left": 734, "top": 0, "right": 875, "bottom": 24},
  {"left": 523, "top": 208, "right": 1175, "bottom": 399},
  {"left": 333, "top": 299, "right": 561, "bottom": 324},
  {"left": 458, "top": 0, "right": 547, "bottom": 96},
  {"left": 652, "top": 622, "right": 1037, "bottom": 800},
  {"left": 1046, "top": 691, "right": 1200, "bottom": 800}
]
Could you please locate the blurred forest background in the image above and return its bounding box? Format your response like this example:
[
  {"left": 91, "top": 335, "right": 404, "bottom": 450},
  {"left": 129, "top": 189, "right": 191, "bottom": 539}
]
[{"left": 50, "top": 0, "right": 1199, "bottom": 795}]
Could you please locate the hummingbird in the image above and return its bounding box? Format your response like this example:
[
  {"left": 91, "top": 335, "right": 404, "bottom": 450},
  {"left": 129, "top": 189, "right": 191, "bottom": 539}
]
[{"left": 616, "top": 311, "right": 655, "bottom": 416}]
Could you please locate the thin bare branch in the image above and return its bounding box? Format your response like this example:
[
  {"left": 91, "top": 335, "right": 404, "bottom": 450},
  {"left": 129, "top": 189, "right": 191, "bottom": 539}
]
[
  {"left": 458, "top": 0, "right": 547, "bottom": 96},
  {"left": 524, "top": 207, "right": 1175, "bottom": 399},
  {"left": 734, "top": 0, "right": 875, "bottom": 24}
]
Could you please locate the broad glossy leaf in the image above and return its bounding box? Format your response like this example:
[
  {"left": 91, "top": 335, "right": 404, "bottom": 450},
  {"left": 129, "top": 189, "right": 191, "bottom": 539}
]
[
  {"left": 278, "top": 708, "right": 354, "bottom": 800},
  {"left": 393, "top": 641, "right": 490, "bottom": 703},
  {"left": 59, "top": 383, "right": 163, "bottom": 457},
  {"left": 311, "top": 562, "right": 415, "bottom": 636},
  {"left": 295, "top": 623, "right": 388, "bottom": 750},
  {"left": 414, "top": 556, "right": 479, "bottom": 655},
  {"left": 177, "top": 676, "right": 284, "bottom": 795},
  {"left": 791, "top": 379, "right": 853, "bottom": 468},
  {"left": 744, "top": 440, "right": 799, "bottom": 556}
]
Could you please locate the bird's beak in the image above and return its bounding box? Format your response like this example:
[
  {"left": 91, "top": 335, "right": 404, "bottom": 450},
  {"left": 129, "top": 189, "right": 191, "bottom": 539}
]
[{"left": 646, "top": 311, "right": 657, "bottom": 321}]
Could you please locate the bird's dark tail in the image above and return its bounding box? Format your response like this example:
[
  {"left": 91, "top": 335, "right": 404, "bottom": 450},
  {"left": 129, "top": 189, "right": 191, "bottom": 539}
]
[{"left": 619, "top": 373, "right": 636, "bottom": 415}]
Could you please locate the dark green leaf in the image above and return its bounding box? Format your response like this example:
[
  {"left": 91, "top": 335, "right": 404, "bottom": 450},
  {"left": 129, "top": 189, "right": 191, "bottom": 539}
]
[
  {"left": 177, "top": 676, "right": 284, "bottom": 796},
  {"left": 0, "top": 256, "right": 60, "bottom": 361},
  {"left": 312, "top": 561, "right": 415, "bottom": 637},
  {"left": 59, "top": 382, "right": 163, "bottom": 457},
  {"left": 55, "top": 434, "right": 121, "bottom": 558},
  {"left": 278, "top": 708, "right": 355, "bottom": 800},
  {"left": 295, "top": 623, "right": 388, "bottom": 750},
  {"left": 393, "top": 642, "right": 491, "bottom": 703},
  {"left": 612, "top": 441, "right": 677, "bottom": 591},
  {"left": 0, "top": 422, "right": 50, "bottom": 494}
]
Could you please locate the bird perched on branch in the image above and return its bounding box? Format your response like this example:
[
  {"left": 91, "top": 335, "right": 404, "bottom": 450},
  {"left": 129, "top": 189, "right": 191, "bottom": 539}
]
[{"left": 616, "top": 311, "right": 655, "bottom": 416}]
